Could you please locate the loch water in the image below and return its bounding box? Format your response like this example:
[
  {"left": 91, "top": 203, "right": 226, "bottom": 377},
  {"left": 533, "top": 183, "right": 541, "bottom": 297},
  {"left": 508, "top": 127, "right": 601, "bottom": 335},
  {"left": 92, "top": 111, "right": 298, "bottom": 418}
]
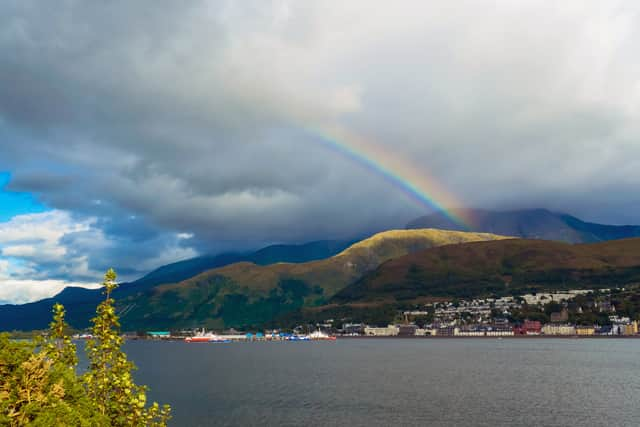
[{"left": 95, "top": 339, "right": 640, "bottom": 426}]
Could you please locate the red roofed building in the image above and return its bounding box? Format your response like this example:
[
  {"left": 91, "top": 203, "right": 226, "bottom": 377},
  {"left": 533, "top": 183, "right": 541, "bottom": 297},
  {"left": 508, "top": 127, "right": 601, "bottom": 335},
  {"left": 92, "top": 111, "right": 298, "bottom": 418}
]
[{"left": 514, "top": 320, "right": 542, "bottom": 335}]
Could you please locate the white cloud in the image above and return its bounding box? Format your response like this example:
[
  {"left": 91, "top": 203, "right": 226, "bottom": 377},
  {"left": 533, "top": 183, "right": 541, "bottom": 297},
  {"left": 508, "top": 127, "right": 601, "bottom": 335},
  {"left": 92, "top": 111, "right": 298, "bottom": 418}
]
[
  {"left": 137, "top": 246, "right": 198, "bottom": 272},
  {"left": 0, "top": 278, "right": 101, "bottom": 305},
  {"left": 0, "top": 211, "right": 101, "bottom": 303},
  {"left": 0, "top": 210, "right": 92, "bottom": 262},
  {"left": 0, "top": 210, "right": 198, "bottom": 303}
]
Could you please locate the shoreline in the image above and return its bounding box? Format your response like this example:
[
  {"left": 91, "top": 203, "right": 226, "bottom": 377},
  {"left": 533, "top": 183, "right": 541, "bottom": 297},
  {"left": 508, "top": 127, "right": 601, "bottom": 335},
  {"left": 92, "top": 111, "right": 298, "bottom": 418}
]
[
  {"left": 337, "top": 335, "right": 640, "bottom": 339},
  {"left": 115, "top": 334, "right": 640, "bottom": 342}
]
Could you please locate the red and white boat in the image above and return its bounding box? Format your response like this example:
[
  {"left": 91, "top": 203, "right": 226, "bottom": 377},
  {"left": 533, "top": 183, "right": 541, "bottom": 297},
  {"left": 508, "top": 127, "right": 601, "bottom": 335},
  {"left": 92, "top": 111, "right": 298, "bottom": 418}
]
[
  {"left": 185, "top": 329, "right": 230, "bottom": 343},
  {"left": 308, "top": 329, "right": 337, "bottom": 341}
]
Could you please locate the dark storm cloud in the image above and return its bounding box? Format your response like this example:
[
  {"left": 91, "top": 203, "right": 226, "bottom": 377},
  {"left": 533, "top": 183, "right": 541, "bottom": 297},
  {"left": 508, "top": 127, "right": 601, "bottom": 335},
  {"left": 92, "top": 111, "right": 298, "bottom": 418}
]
[{"left": 1, "top": 0, "right": 640, "bottom": 294}]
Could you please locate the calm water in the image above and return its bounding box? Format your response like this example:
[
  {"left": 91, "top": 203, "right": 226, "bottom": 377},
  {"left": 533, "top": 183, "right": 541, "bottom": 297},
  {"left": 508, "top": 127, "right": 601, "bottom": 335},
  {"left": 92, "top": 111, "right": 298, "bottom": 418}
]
[{"left": 93, "top": 339, "right": 640, "bottom": 426}]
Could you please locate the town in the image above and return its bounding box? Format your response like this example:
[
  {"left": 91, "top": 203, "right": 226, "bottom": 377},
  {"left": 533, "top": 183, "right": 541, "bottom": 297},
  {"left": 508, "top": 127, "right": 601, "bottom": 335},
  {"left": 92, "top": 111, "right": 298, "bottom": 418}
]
[
  {"left": 113, "top": 287, "right": 640, "bottom": 340},
  {"left": 345, "top": 288, "right": 640, "bottom": 337}
]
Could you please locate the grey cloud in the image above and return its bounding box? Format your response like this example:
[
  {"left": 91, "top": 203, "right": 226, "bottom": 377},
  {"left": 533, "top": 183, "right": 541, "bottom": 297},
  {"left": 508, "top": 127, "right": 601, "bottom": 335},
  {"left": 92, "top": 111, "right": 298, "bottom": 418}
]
[{"left": 1, "top": 0, "right": 640, "bottom": 292}]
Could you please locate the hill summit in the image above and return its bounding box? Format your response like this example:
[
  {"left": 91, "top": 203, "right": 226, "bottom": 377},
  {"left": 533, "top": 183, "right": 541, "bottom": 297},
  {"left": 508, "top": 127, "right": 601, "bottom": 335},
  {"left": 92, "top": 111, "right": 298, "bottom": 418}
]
[
  {"left": 407, "top": 208, "right": 640, "bottom": 243},
  {"left": 334, "top": 237, "right": 640, "bottom": 304}
]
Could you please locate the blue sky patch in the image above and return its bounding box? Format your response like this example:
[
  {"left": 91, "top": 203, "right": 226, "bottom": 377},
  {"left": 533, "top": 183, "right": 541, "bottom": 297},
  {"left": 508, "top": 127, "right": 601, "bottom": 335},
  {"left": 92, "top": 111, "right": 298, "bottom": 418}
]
[{"left": 0, "top": 172, "right": 48, "bottom": 222}]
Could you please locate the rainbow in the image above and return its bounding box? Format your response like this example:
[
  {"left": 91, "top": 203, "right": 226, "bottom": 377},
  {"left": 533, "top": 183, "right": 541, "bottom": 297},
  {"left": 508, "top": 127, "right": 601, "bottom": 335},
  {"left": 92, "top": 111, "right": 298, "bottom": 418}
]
[{"left": 306, "top": 124, "right": 472, "bottom": 229}]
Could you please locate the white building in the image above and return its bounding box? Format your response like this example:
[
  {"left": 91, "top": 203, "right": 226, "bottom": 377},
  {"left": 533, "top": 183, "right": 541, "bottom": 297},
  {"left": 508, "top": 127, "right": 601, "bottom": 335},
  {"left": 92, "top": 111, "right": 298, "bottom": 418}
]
[
  {"left": 542, "top": 324, "right": 576, "bottom": 335},
  {"left": 364, "top": 325, "right": 399, "bottom": 336}
]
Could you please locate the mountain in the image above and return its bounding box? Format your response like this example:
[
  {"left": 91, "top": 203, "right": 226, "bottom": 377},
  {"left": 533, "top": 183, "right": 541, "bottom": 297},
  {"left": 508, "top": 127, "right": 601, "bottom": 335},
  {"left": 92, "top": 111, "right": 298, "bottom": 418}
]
[
  {"left": 127, "top": 239, "right": 354, "bottom": 294},
  {"left": 0, "top": 239, "right": 353, "bottom": 331},
  {"left": 333, "top": 237, "right": 640, "bottom": 305},
  {"left": 114, "top": 229, "right": 509, "bottom": 330},
  {"left": 406, "top": 208, "right": 640, "bottom": 243}
]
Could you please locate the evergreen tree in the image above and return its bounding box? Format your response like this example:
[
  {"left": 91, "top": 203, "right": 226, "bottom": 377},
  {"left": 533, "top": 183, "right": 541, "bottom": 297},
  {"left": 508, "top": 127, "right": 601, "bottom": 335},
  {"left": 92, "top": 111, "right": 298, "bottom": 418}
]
[
  {"left": 84, "top": 268, "right": 171, "bottom": 426},
  {"left": 45, "top": 303, "right": 78, "bottom": 368}
]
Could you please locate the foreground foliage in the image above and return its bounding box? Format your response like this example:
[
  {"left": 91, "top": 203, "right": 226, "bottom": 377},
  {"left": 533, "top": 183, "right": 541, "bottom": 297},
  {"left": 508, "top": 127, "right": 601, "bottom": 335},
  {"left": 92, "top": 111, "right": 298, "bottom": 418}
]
[
  {"left": 84, "top": 269, "right": 170, "bottom": 426},
  {"left": 0, "top": 269, "right": 170, "bottom": 426}
]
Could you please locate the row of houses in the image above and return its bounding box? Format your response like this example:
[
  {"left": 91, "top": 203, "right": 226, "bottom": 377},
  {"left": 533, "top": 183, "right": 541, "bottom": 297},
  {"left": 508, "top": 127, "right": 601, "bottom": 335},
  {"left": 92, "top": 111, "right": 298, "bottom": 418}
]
[
  {"left": 363, "top": 324, "right": 518, "bottom": 337},
  {"left": 420, "top": 289, "right": 620, "bottom": 326},
  {"left": 362, "top": 320, "right": 640, "bottom": 337},
  {"left": 542, "top": 322, "right": 639, "bottom": 336}
]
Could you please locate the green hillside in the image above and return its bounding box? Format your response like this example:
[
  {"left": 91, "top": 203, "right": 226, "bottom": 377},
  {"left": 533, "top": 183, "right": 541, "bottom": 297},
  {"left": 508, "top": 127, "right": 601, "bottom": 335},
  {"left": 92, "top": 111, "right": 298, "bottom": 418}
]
[
  {"left": 117, "top": 229, "right": 508, "bottom": 329},
  {"left": 0, "top": 239, "right": 353, "bottom": 331},
  {"left": 334, "top": 237, "right": 640, "bottom": 304}
]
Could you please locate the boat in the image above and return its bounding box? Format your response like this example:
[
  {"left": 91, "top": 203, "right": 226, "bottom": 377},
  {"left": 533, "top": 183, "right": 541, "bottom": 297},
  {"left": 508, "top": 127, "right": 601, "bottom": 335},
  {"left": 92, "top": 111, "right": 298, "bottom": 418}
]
[
  {"left": 185, "top": 329, "right": 231, "bottom": 343},
  {"left": 307, "top": 329, "right": 337, "bottom": 341},
  {"left": 287, "top": 335, "right": 310, "bottom": 341}
]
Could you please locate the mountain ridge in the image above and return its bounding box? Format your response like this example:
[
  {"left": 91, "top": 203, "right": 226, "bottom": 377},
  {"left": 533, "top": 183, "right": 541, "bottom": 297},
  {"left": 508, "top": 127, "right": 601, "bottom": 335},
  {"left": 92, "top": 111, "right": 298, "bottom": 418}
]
[
  {"left": 407, "top": 208, "right": 640, "bottom": 243},
  {"left": 332, "top": 237, "right": 640, "bottom": 305},
  {"left": 114, "top": 229, "right": 509, "bottom": 330},
  {"left": 0, "top": 239, "right": 354, "bottom": 331}
]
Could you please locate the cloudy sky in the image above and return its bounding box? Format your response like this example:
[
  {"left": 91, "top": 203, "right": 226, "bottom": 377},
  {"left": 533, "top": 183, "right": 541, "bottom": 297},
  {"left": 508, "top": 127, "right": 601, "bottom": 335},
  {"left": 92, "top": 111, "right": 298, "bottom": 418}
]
[{"left": 1, "top": 1, "right": 640, "bottom": 303}]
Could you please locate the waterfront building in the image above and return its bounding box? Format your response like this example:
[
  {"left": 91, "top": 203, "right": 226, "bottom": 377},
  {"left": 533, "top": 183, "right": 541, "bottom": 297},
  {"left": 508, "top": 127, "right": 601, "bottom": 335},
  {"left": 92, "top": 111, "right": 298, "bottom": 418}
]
[
  {"left": 364, "top": 325, "right": 399, "bottom": 336},
  {"left": 575, "top": 326, "right": 595, "bottom": 336},
  {"left": 424, "top": 327, "right": 439, "bottom": 336},
  {"left": 455, "top": 326, "right": 484, "bottom": 337},
  {"left": 610, "top": 324, "right": 624, "bottom": 335},
  {"left": 398, "top": 324, "right": 418, "bottom": 336},
  {"left": 147, "top": 331, "right": 171, "bottom": 339},
  {"left": 436, "top": 326, "right": 456, "bottom": 336},
  {"left": 595, "top": 325, "right": 613, "bottom": 335},
  {"left": 485, "top": 327, "right": 514, "bottom": 337},
  {"left": 622, "top": 321, "right": 638, "bottom": 336},
  {"left": 493, "top": 318, "right": 510, "bottom": 327},
  {"left": 460, "top": 330, "right": 484, "bottom": 337},
  {"left": 342, "top": 323, "right": 365, "bottom": 335},
  {"left": 513, "top": 320, "right": 542, "bottom": 335},
  {"left": 523, "top": 320, "right": 542, "bottom": 335},
  {"left": 542, "top": 324, "right": 576, "bottom": 335},
  {"left": 222, "top": 334, "right": 249, "bottom": 341}
]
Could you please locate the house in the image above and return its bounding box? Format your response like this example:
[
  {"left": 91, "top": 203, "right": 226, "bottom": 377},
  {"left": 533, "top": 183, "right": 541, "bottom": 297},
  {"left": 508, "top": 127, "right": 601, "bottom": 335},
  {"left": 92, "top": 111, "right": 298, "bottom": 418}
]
[
  {"left": 598, "top": 300, "right": 615, "bottom": 313},
  {"left": 147, "top": 331, "right": 171, "bottom": 338},
  {"left": 436, "top": 326, "right": 456, "bottom": 336},
  {"left": 513, "top": 320, "right": 542, "bottom": 335},
  {"left": 398, "top": 324, "right": 418, "bottom": 336},
  {"left": 342, "top": 323, "right": 365, "bottom": 335},
  {"left": 455, "top": 326, "right": 484, "bottom": 336},
  {"left": 485, "top": 327, "right": 514, "bottom": 337},
  {"left": 575, "top": 326, "right": 595, "bottom": 336},
  {"left": 523, "top": 320, "right": 542, "bottom": 334},
  {"left": 550, "top": 308, "right": 569, "bottom": 323},
  {"left": 595, "top": 325, "right": 613, "bottom": 335},
  {"left": 542, "top": 324, "right": 575, "bottom": 335},
  {"left": 364, "top": 325, "right": 399, "bottom": 336},
  {"left": 622, "top": 321, "right": 638, "bottom": 335}
]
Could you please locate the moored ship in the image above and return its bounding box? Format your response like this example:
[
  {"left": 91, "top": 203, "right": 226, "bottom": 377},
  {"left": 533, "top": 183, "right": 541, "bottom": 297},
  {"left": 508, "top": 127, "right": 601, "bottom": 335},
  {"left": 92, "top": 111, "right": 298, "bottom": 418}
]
[
  {"left": 307, "top": 329, "right": 337, "bottom": 341},
  {"left": 185, "top": 329, "right": 231, "bottom": 343}
]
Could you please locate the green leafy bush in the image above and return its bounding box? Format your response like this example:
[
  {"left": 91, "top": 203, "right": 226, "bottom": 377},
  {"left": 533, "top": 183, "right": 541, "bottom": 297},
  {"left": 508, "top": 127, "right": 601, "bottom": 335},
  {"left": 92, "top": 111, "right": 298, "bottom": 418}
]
[{"left": 0, "top": 269, "right": 171, "bottom": 427}]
